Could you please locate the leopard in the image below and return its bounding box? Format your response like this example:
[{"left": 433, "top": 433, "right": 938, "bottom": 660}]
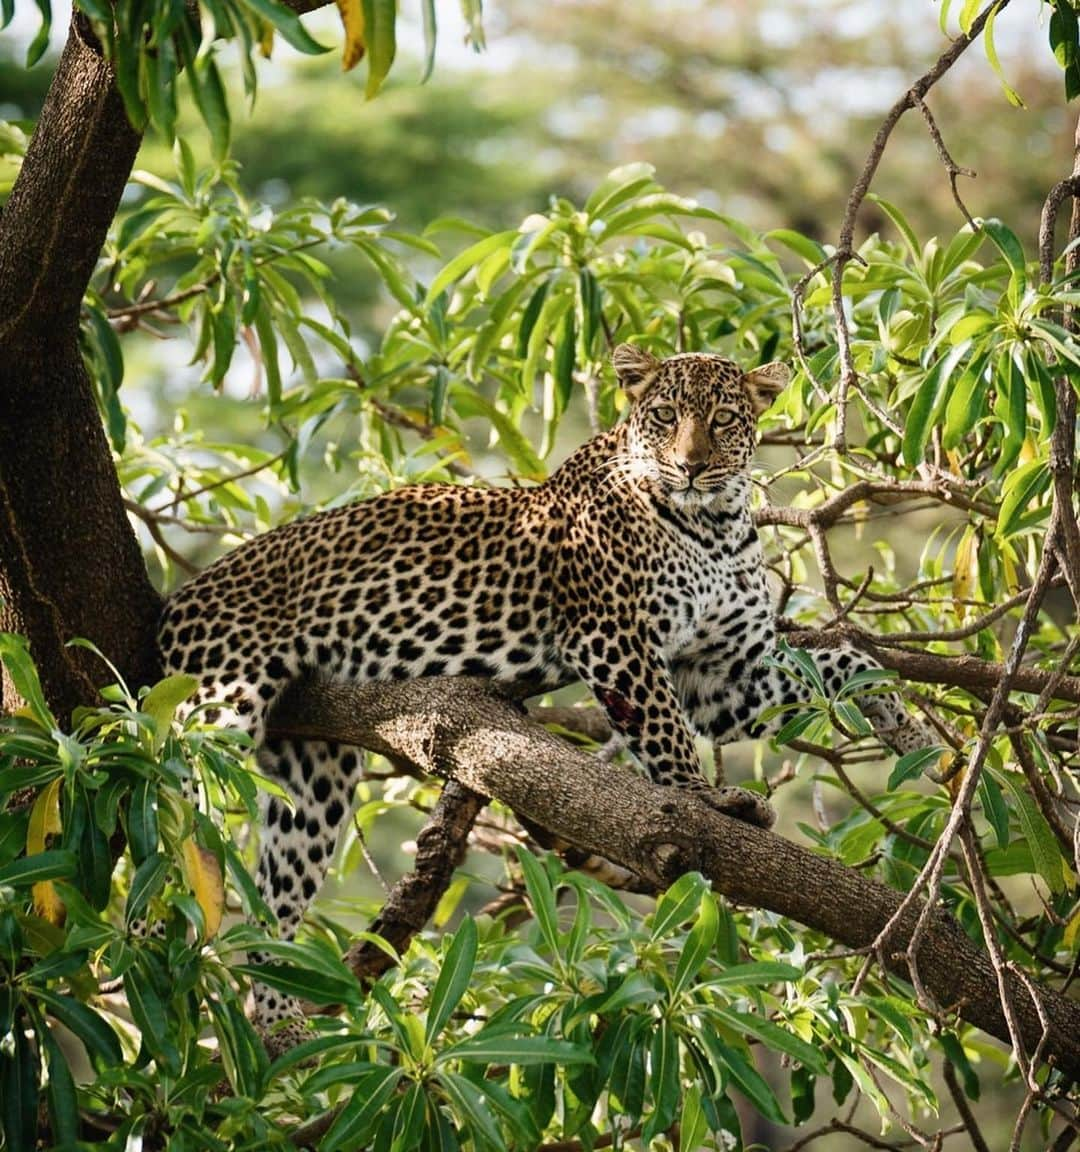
[{"left": 158, "top": 342, "right": 935, "bottom": 1047}]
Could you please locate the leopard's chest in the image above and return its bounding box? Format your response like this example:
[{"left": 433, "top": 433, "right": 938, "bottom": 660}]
[{"left": 646, "top": 515, "right": 772, "bottom": 659}]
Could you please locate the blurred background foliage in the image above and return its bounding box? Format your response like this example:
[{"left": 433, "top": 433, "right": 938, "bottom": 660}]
[{"left": 2, "top": 2, "right": 1075, "bottom": 245}]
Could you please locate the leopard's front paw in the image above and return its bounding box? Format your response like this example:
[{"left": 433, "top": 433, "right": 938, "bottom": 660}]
[{"left": 678, "top": 781, "right": 775, "bottom": 829}]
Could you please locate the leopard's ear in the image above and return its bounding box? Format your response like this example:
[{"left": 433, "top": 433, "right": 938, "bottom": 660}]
[
  {"left": 743, "top": 361, "right": 790, "bottom": 416},
  {"left": 613, "top": 343, "right": 661, "bottom": 402}
]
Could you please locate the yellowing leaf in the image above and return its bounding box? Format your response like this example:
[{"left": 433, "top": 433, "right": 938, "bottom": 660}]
[
  {"left": 258, "top": 20, "right": 275, "bottom": 58},
  {"left": 335, "top": 0, "right": 365, "bottom": 71},
  {"left": 29, "top": 780, "right": 65, "bottom": 925},
  {"left": 181, "top": 840, "right": 224, "bottom": 940},
  {"left": 952, "top": 526, "right": 978, "bottom": 625},
  {"left": 1065, "top": 906, "right": 1080, "bottom": 953}
]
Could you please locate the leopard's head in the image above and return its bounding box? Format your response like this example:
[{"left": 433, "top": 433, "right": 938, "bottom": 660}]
[{"left": 612, "top": 344, "right": 789, "bottom": 511}]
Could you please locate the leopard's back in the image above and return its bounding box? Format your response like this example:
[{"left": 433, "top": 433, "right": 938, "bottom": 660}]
[{"left": 159, "top": 480, "right": 581, "bottom": 720}]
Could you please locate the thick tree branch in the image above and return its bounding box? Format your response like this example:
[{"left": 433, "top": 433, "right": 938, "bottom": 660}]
[
  {"left": 267, "top": 675, "right": 1080, "bottom": 1078},
  {"left": 0, "top": 15, "right": 140, "bottom": 335}
]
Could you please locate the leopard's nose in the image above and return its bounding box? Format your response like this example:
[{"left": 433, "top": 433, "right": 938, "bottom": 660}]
[{"left": 678, "top": 459, "right": 708, "bottom": 480}]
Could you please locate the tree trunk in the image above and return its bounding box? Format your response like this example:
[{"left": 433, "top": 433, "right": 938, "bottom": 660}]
[{"left": 0, "top": 15, "right": 162, "bottom": 721}]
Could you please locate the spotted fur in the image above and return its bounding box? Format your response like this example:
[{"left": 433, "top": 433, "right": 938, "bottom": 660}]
[{"left": 159, "top": 344, "right": 932, "bottom": 1043}]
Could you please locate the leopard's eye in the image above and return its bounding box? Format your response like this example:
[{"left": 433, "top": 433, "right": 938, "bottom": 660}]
[
  {"left": 653, "top": 405, "right": 677, "bottom": 425},
  {"left": 712, "top": 408, "right": 737, "bottom": 431}
]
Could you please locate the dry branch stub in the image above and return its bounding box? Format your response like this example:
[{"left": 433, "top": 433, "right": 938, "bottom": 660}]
[{"left": 269, "top": 674, "right": 1080, "bottom": 1079}]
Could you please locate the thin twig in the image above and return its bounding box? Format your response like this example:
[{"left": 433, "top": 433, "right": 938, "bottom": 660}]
[
  {"left": 911, "top": 95, "right": 977, "bottom": 229},
  {"left": 829, "top": 1, "right": 1010, "bottom": 450},
  {"left": 851, "top": 527, "right": 1060, "bottom": 1000}
]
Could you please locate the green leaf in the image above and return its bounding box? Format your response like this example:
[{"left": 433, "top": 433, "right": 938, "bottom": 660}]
[
  {"left": 978, "top": 770, "right": 1010, "bottom": 850},
  {"left": 991, "top": 349, "right": 1028, "bottom": 477},
  {"left": 867, "top": 194, "right": 920, "bottom": 263},
  {"left": 773, "top": 709, "right": 825, "bottom": 745},
  {"left": 1052, "top": 0, "right": 1079, "bottom": 70},
  {"left": 437, "top": 1071, "right": 505, "bottom": 1152},
  {"left": 641, "top": 1021, "right": 680, "bottom": 1142},
  {"left": 705, "top": 960, "right": 802, "bottom": 987},
  {"left": 0, "top": 849, "right": 77, "bottom": 887},
  {"left": 791, "top": 1065, "right": 816, "bottom": 1125},
  {"left": 958, "top": 0, "right": 981, "bottom": 32},
  {"left": 707, "top": 1035, "right": 786, "bottom": 1124},
  {"left": 443, "top": 1030, "right": 594, "bottom": 1067},
  {"left": 996, "top": 458, "right": 1050, "bottom": 540},
  {"left": 679, "top": 1082, "right": 708, "bottom": 1152},
  {"left": 672, "top": 889, "right": 718, "bottom": 995},
  {"left": 942, "top": 348, "right": 992, "bottom": 450},
  {"left": 142, "top": 673, "right": 198, "bottom": 750},
  {"left": 583, "top": 971, "right": 663, "bottom": 1019},
  {"left": 185, "top": 36, "right": 231, "bottom": 164},
  {"left": 254, "top": 300, "right": 283, "bottom": 408},
  {"left": 362, "top": 0, "right": 397, "bottom": 99},
  {"left": 392, "top": 1082, "right": 427, "bottom": 1152},
  {"left": 125, "top": 851, "right": 170, "bottom": 927},
  {"left": 207, "top": 995, "right": 269, "bottom": 1099},
  {"left": 706, "top": 1007, "right": 828, "bottom": 1074},
  {"left": 516, "top": 847, "right": 561, "bottom": 956},
  {"left": 1, "top": 1011, "right": 36, "bottom": 1152},
  {"left": 887, "top": 745, "right": 949, "bottom": 790},
  {"left": 553, "top": 308, "right": 576, "bottom": 418},
  {"left": 902, "top": 344, "right": 968, "bottom": 467},
  {"left": 426, "top": 231, "right": 515, "bottom": 305},
  {"left": 145, "top": 34, "right": 178, "bottom": 143},
  {"left": 584, "top": 162, "right": 657, "bottom": 218},
  {"left": 425, "top": 916, "right": 478, "bottom": 1044},
  {"left": 41, "top": 1025, "right": 78, "bottom": 1146},
  {"left": 35, "top": 990, "right": 122, "bottom": 1068},
  {"left": 74, "top": 790, "right": 113, "bottom": 911},
  {"left": 766, "top": 228, "right": 827, "bottom": 265},
  {"left": 430, "top": 364, "right": 451, "bottom": 427},
  {"left": 651, "top": 871, "right": 707, "bottom": 940},
  {"left": 424, "top": 1103, "right": 461, "bottom": 1152},
  {"left": 1026, "top": 350, "right": 1058, "bottom": 436},
  {"left": 241, "top": 0, "right": 330, "bottom": 53},
  {"left": 124, "top": 966, "right": 179, "bottom": 1071},
  {"left": 235, "top": 962, "right": 358, "bottom": 1006},
  {"left": 0, "top": 632, "right": 55, "bottom": 730},
  {"left": 984, "top": 2, "right": 1025, "bottom": 107},
  {"left": 127, "top": 779, "right": 159, "bottom": 865},
  {"left": 419, "top": 0, "right": 437, "bottom": 82},
  {"left": 450, "top": 388, "right": 545, "bottom": 480},
  {"left": 608, "top": 1024, "right": 647, "bottom": 1121},
  {"left": 516, "top": 280, "right": 550, "bottom": 359},
  {"left": 773, "top": 641, "right": 827, "bottom": 696},
  {"left": 24, "top": 0, "right": 50, "bottom": 66},
  {"left": 940, "top": 1032, "right": 981, "bottom": 1100},
  {"left": 321, "top": 1067, "right": 404, "bottom": 1152},
  {"left": 996, "top": 769, "right": 1067, "bottom": 893},
  {"left": 980, "top": 218, "right": 1026, "bottom": 285}
]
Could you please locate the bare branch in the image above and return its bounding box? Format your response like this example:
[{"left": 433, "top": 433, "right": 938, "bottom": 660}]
[{"left": 829, "top": 1, "right": 1010, "bottom": 450}]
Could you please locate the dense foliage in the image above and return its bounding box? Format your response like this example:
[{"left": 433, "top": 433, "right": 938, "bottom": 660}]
[{"left": 1, "top": 1, "right": 1079, "bottom": 1149}]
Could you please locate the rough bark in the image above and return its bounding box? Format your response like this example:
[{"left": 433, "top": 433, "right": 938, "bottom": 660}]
[
  {"left": 0, "top": 16, "right": 162, "bottom": 720},
  {"left": 270, "top": 675, "right": 1080, "bottom": 1080}
]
